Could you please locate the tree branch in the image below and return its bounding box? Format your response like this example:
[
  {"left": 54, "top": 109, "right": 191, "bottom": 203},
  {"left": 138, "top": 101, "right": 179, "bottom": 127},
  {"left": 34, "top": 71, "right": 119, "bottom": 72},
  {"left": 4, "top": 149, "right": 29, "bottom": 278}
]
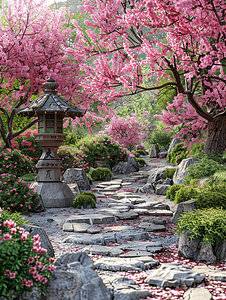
[{"left": 11, "top": 119, "right": 38, "bottom": 139}]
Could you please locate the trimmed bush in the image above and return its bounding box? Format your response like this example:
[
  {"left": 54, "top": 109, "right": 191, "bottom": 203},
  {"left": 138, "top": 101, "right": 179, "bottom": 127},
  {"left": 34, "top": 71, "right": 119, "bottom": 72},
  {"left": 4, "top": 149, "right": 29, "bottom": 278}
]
[
  {"left": 0, "top": 148, "right": 36, "bottom": 177},
  {"left": 0, "top": 173, "right": 39, "bottom": 213},
  {"left": 175, "top": 208, "right": 226, "bottom": 245},
  {"left": 166, "top": 143, "right": 188, "bottom": 165},
  {"left": 162, "top": 168, "right": 176, "bottom": 180},
  {"left": 174, "top": 186, "right": 198, "bottom": 204},
  {"left": 76, "top": 135, "right": 128, "bottom": 168},
  {"left": 136, "top": 157, "right": 146, "bottom": 166},
  {"left": 166, "top": 184, "right": 185, "bottom": 202},
  {"left": 22, "top": 173, "right": 37, "bottom": 181},
  {"left": 0, "top": 207, "right": 56, "bottom": 298},
  {"left": 73, "top": 192, "right": 96, "bottom": 209},
  {"left": 91, "top": 167, "right": 113, "bottom": 181},
  {"left": 136, "top": 149, "right": 146, "bottom": 156}
]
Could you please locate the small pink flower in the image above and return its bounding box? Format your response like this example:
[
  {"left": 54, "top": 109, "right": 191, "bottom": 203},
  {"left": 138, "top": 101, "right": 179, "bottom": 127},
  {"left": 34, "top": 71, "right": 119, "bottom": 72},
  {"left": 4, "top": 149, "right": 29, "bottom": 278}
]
[
  {"left": 40, "top": 277, "right": 47, "bottom": 284},
  {"left": 4, "top": 270, "right": 11, "bottom": 276},
  {"left": 21, "top": 233, "right": 28, "bottom": 241},
  {"left": 10, "top": 273, "right": 16, "bottom": 279},
  {"left": 29, "top": 267, "right": 36, "bottom": 274},
  {"left": 3, "top": 233, "right": 12, "bottom": 240}
]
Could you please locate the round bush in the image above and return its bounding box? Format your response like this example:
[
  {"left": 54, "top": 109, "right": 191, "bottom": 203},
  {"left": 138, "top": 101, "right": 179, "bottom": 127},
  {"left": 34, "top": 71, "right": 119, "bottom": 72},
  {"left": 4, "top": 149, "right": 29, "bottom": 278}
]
[
  {"left": 174, "top": 186, "right": 198, "bottom": 204},
  {"left": 91, "top": 167, "right": 113, "bottom": 181},
  {"left": 0, "top": 148, "right": 36, "bottom": 177},
  {"left": 77, "top": 135, "right": 128, "bottom": 168},
  {"left": 166, "top": 184, "right": 185, "bottom": 202},
  {"left": 0, "top": 208, "right": 56, "bottom": 298},
  {"left": 73, "top": 192, "right": 96, "bottom": 209},
  {"left": 175, "top": 208, "right": 226, "bottom": 245},
  {"left": 166, "top": 143, "right": 188, "bottom": 165},
  {"left": 0, "top": 173, "right": 39, "bottom": 213},
  {"left": 136, "top": 149, "right": 146, "bottom": 156},
  {"left": 135, "top": 157, "right": 146, "bottom": 166}
]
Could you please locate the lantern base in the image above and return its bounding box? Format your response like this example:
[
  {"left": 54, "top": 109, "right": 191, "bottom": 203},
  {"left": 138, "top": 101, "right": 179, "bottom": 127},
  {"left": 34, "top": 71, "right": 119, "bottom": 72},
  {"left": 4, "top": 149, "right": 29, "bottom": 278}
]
[{"left": 36, "top": 182, "right": 75, "bottom": 208}]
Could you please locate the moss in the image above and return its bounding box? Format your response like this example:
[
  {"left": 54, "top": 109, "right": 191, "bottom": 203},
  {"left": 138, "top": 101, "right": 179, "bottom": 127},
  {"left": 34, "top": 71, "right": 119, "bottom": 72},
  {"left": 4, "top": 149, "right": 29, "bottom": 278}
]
[
  {"left": 166, "top": 184, "right": 185, "bottom": 202},
  {"left": 136, "top": 157, "right": 146, "bottom": 166},
  {"left": 91, "top": 167, "right": 113, "bottom": 181},
  {"left": 162, "top": 168, "right": 176, "bottom": 179},
  {"left": 136, "top": 149, "right": 146, "bottom": 156}
]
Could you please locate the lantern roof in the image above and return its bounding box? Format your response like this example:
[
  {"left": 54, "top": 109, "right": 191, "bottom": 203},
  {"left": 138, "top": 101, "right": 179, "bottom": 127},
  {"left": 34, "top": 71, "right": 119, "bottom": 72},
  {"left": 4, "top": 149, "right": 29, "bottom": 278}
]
[{"left": 16, "top": 78, "right": 87, "bottom": 119}]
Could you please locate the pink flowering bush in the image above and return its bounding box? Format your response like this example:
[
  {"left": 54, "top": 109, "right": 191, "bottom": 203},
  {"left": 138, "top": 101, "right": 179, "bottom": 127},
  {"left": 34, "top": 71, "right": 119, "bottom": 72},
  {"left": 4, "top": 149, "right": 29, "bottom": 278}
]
[
  {"left": 0, "top": 148, "right": 36, "bottom": 177},
  {"left": 0, "top": 174, "right": 39, "bottom": 213},
  {"left": 0, "top": 207, "right": 56, "bottom": 299}
]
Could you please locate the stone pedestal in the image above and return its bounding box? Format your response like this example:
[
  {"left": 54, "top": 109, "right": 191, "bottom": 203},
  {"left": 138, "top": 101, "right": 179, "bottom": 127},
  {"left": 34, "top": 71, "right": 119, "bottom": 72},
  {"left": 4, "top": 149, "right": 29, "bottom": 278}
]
[{"left": 36, "top": 182, "right": 74, "bottom": 208}]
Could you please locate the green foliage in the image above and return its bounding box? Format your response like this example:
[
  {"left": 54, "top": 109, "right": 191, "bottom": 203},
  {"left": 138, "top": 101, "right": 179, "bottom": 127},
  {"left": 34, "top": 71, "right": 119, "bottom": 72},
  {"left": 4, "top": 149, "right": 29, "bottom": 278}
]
[
  {"left": 73, "top": 192, "right": 96, "bottom": 209},
  {"left": 77, "top": 135, "right": 128, "bottom": 168},
  {"left": 166, "top": 184, "right": 185, "bottom": 201},
  {"left": 174, "top": 186, "right": 198, "bottom": 204},
  {"left": 21, "top": 173, "right": 37, "bottom": 181},
  {"left": 162, "top": 168, "right": 176, "bottom": 179},
  {"left": 0, "top": 148, "right": 36, "bottom": 177},
  {"left": 175, "top": 208, "right": 226, "bottom": 245},
  {"left": 91, "top": 167, "right": 113, "bottom": 181},
  {"left": 135, "top": 158, "right": 146, "bottom": 166},
  {"left": 0, "top": 210, "right": 55, "bottom": 298},
  {"left": 213, "top": 171, "right": 226, "bottom": 182},
  {"left": 184, "top": 157, "right": 226, "bottom": 185},
  {"left": 166, "top": 142, "right": 188, "bottom": 164},
  {"left": 86, "top": 173, "right": 93, "bottom": 185},
  {"left": 0, "top": 173, "right": 39, "bottom": 213},
  {"left": 61, "top": 132, "right": 81, "bottom": 146},
  {"left": 58, "top": 147, "right": 89, "bottom": 173},
  {"left": 192, "top": 150, "right": 223, "bottom": 164},
  {"left": 1, "top": 210, "right": 29, "bottom": 227},
  {"left": 136, "top": 149, "right": 146, "bottom": 156},
  {"left": 149, "top": 127, "right": 173, "bottom": 150},
  {"left": 196, "top": 190, "right": 226, "bottom": 209}
]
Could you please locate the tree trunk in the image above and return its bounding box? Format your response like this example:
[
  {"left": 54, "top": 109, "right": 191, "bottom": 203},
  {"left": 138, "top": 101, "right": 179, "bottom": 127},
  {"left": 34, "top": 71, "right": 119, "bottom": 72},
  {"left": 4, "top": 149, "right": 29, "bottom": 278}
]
[{"left": 204, "top": 113, "right": 226, "bottom": 154}]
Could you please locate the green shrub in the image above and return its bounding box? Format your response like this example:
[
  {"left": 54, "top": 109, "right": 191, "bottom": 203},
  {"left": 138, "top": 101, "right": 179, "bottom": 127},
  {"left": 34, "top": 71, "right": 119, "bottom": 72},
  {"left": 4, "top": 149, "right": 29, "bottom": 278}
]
[
  {"left": 136, "top": 149, "right": 146, "bottom": 156},
  {"left": 0, "top": 173, "right": 39, "bottom": 213},
  {"left": 86, "top": 173, "right": 93, "bottom": 185},
  {"left": 58, "top": 147, "right": 89, "bottom": 173},
  {"left": 91, "top": 167, "right": 113, "bottom": 181},
  {"left": 149, "top": 127, "right": 173, "bottom": 150},
  {"left": 73, "top": 192, "right": 96, "bottom": 209},
  {"left": 174, "top": 186, "right": 198, "bottom": 204},
  {"left": 162, "top": 168, "right": 176, "bottom": 179},
  {"left": 213, "top": 171, "right": 226, "bottom": 182},
  {"left": 77, "top": 135, "right": 128, "bottom": 168},
  {"left": 194, "top": 150, "right": 224, "bottom": 164},
  {"left": 166, "top": 184, "right": 185, "bottom": 202},
  {"left": 136, "top": 158, "right": 146, "bottom": 166},
  {"left": 166, "top": 143, "right": 189, "bottom": 165},
  {"left": 1, "top": 210, "right": 29, "bottom": 227},
  {"left": 175, "top": 208, "right": 226, "bottom": 245},
  {"left": 22, "top": 173, "right": 37, "bottom": 181},
  {"left": 0, "top": 148, "right": 36, "bottom": 177},
  {"left": 184, "top": 157, "right": 226, "bottom": 185},
  {"left": 61, "top": 132, "right": 80, "bottom": 146},
  {"left": 0, "top": 207, "right": 56, "bottom": 298},
  {"left": 196, "top": 190, "right": 226, "bottom": 209}
]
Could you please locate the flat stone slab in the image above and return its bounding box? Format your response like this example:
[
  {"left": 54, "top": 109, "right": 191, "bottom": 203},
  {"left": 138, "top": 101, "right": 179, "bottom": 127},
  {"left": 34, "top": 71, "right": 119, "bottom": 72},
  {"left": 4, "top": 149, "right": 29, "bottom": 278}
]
[
  {"left": 119, "top": 251, "right": 154, "bottom": 258},
  {"left": 145, "top": 263, "right": 205, "bottom": 288},
  {"left": 138, "top": 223, "right": 166, "bottom": 232},
  {"left": 65, "top": 214, "right": 116, "bottom": 225},
  {"left": 103, "top": 185, "right": 121, "bottom": 191},
  {"left": 73, "top": 223, "right": 91, "bottom": 233},
  {"left": 98, "top": 206, "right": 130, "bottom": 215},
  {"left": 183, "top": 288, "right": 212, "bottom": 300},
  {"left": 103, "top": 225, "right": 134, "bottom": 232},
  {"left": 82, "top": 245, "right": 123, "bottom": 257},
  {"left": 87, "top": 226, "right": 102, "bottom": 234},
  {"left": 121, "top": 197, "right": 146, "bottom": 205},
  {"left": 64, "top": 229, "right": 149, "bottom": 245},
  {"left": 193, "top": 265, "right": 226, "bottom": 282},
  {"left": 141, "top": 217, "right": 169, "bottom": 225},
  {"left": 118, "top": 241, "right": 163, "bottom": 253},
  {"left": 94, "top": 256, "right": 159, "bottom": 272},
  {"left": 117, "top": 212, "right": 139, "bottom": 220},
  {"left": 112, "top": 193, "right": 141, "bottom": 200},
  {"left": 146, "top": 210, "right": 173, "bottom": 217},
  {"left": 134, "top": 202, "right": 170, "bottom": 210},
  {"left": 63, "top": 223, "right": 74, "bottom": 232}
]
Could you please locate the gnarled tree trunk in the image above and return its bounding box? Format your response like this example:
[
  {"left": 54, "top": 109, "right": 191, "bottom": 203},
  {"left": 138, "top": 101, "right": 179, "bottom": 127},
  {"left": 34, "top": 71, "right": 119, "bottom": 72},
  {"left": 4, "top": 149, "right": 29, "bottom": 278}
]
[{"left": 204, "top": 113, "right": 226, "bottom": 154}]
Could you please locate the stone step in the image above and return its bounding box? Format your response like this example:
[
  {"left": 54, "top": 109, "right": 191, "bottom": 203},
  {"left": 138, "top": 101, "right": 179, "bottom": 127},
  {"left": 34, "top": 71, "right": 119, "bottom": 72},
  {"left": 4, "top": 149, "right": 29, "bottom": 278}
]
[{"left": 65, "top": 214, "right": 117, "bottom": 225}]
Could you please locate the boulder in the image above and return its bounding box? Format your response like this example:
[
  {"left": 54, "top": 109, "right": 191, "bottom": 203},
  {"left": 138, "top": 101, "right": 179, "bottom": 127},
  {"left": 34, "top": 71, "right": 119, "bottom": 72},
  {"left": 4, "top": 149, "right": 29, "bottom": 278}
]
[
  {"left": 213, "top": 240, "right": 226, "bottom": 261},
  {"left": 173, "top": 158, "right": 200, "bottom": 184},
  {"left": 183, "top": 288, "right": 212, "bottom": 300},
  {"left": 138, "top": 183, "right": 154, "bottom": 193},
  {"left": 168, "top": 138, "right": 181, "bottom": 154},
  {"left": 95, "top": 161, "right": 111, "bottom": 170},
  {"left": 63, "top": 168, "right": 90, "bottom": 190},
  {"left": 147, "top": 167, "right": 166, "bottom": 185},
  {"left": 136, "top": 144, "right": 146, "bottom": 151},
  {"left": 149, "top": 144, "right": 160, "bottom": 158},
  {"left": 22, "top": 225, "right": 54, "bottom": 257},
  {"left": 112, "top": 156, "right": 139, "bottom": 175},
  {"left": 158, "top": 151, "right": 168, "bottom": 158},
  {"left": 178, "top": 231, "right": 202, "bottom": 261},
  {"left": 171, "top": 199, "right": 197, "bottom": 225},
  {"left": 155, "top": 184, "right": 171, "bottom": 195},
  {"left": 196, "top": 242, "right": 216, "bottom": 263}
]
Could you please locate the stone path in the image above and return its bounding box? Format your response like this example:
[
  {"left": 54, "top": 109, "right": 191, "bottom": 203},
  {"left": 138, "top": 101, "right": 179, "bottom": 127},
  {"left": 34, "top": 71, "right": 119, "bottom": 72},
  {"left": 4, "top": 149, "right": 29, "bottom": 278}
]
[{"left": 22, "top": 156, "right": 226, "bottom": 300}]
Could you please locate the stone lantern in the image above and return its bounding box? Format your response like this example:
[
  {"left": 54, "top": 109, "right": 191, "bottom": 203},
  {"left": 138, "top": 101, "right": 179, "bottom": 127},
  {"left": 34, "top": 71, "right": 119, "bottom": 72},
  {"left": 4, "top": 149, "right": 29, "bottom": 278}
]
[{"left": 16, "top": 78, "right": 86, "bottom": 207}]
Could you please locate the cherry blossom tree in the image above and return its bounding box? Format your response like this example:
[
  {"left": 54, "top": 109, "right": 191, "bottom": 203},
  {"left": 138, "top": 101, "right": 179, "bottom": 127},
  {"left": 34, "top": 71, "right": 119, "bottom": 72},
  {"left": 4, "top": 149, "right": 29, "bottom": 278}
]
[
  {"left": 73, "top": 0, "right": 226, "bottom": 153},
  {"left": 0, "top": 0, "right": 94, "bottom": 148},
  {"left": 105, "top": 110, "right": 153, "bottom": 150}
]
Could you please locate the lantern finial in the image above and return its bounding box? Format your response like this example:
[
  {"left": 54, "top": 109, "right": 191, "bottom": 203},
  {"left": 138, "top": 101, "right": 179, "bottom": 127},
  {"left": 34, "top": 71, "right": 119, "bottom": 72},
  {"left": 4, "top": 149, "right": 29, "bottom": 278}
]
[{"left": 43, "top": 77, "right": 59, "bottom": 94}]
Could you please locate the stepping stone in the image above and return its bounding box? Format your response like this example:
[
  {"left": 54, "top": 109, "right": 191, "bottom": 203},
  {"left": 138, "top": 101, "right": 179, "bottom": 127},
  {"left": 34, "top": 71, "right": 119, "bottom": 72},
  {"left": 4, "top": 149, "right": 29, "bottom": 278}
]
[
  {"left": 103, "top": 185, "right": 121, "bottom": 190},
  {"left": 145, "top": 263, "right": 205, "bottom": 288},
  {"left": 112, "top": 193, "right": 141, "bottom": 200},
  {"left": 193, "top": 265, "right": 226, "bottom": 281},
  {"left": 147, "top": 210, "right": 173, "bottom": 217},
  {"left": 119, "top": 251, "right": 154, "bottom": 258},
  {"left": 103, "top": 225, "right": 134, "bottom": 232},
  {"left": 64, "top": 234, "right": 106, "bottom": 245},
  {"left": 94, "top": 256, "right": 159, "bottom": 272},
  {"left": 108, "top": 203, "right": 134, "bottom": 209},
  {"left": 141, "top": 217, "right": 169, "bottom": 225},
  {"left": 98, "top": 206, "right": 130, "bottom": 215},
  {"left": 138, "top": 223, "right": 166, "bottom": 232},
  {"left": 183, "top": 288, "right": 212, "bottom": 300},
  {"left": 134, "top": 202, "right": 170, "bottom": 210},
  {"left": 118, "top": 241, "right": 163, "bottom": 253},
  {"left": 133, "top": 208, "right": 150, "bottom": 215},
  {"left": 73, "top": 223, "right": 91, "bottom": 233},
  {"left": 121, "top": 197, "right": 146, "bottom": 205},
  {"left": 101, "top": 191, "right": 115, "bottom": 196},
  {"left": 82, "top": 245, "right": 123, "bottom": 257},
  {"left": 87, "top": 226, "right": 102, "bottom": 234},
  {"left": 121, "top": 182, "right": 133, "bottom": 186},
  {"left": 63, "top": 223, "right": 74, "bottom": 232},
  {"left": 117, "top": 211, "right": 139, "bottom": 219},
  {"left": 65, "top": 214, "right": 116, "bottom": 225}
]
